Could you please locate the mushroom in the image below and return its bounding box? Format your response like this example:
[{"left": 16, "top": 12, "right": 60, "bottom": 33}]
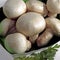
[
  {"left": 29, "top": 34, "right": 38, "bottom": 43},
  {"left": 47, "top": 0, "right": 60, "bottom": 14},
  {"left": 4, "top": 33, "right": 31, "bottom": 54},
  {"left": 26, "top": 0, "right": 48, "bottom": 17},
  {"left": 16, "top": 12, "right": 46, "bottom": 36},
  {"left": 46, "top": 17, "right": 60, "bottom": 36},
  {"left": 37, "top": 17, "right": 60, "bottom": 47},
  {"left": 3, "top": 0, "right": 26, "bottom": 19},
  {"left": 37, "top": 28, "right": 53, "bottom": 47},
  {"left": 0, "top": 18, "right": 15, "bottom": 36}
]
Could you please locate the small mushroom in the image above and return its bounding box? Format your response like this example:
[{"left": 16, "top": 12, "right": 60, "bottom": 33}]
[
  {"left": 47, "top": 0, "right": 60, "bottom": 14},
  {"left": 0, "top": 18, "right": 15, "bottom": 36},
  {"left": 3, "top": 0, "right": 26, "bottom": 19},
  {"left": 16, "top": 12, "right": 46, "bottom": 36},
  {"left": 37, "top": 17, "right": 60, "bottom": 47},
  {"left": 4, "top": 33, "right": 31, "bottom": 54},
  {"left": 29, "top": 34, "right": 38, "bottom": 43},
  {"left": 26, "top": 0, "right": 48, "bottom": 17},
  {"left": 37, "top": 28, "right": 53, "bottom": 47},
  {"left": 46, "top": 17, "right": 60, "bottom": 36}
]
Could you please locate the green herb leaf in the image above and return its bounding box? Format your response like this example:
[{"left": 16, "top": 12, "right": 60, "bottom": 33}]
[
  {"left": 23, "top": 0, "right": 28, "bottom": 3},
  {"left": 14, "top": 44, "right": 60, "bottom": 60}
]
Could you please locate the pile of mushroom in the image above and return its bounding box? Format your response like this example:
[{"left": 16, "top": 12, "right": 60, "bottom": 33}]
[{"left": 0, "top": 0, "right": 60, "bottom": 54}]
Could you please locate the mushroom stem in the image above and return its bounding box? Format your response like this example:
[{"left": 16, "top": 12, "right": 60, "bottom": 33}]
[
  {"left": 37, "top": 28, "right": 53, "bottom": 47},
  {"left": 29, "top": 34, "right": 38, "bottom": 43},
  {"left": 26, "top": 40, "right": 31, "bottom": 51},
  {"left": 7, "top": 26, "right": 17, "bottom": 35}
]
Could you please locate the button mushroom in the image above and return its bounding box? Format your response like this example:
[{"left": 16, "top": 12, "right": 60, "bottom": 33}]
[
  {"left": 37, "top": 28, "right": 53, "bottom": 47},
  {"left": 0, "top": 18, "right": 15, "bottom": 36},
  {"left": 3, "top": 0, "right": 26, "bottom": 19},
  {"left": 46, "top": 17, "right": 60, "bottom": 36},
  {"left": 47, "top": 0, "right": 60, "bottom": 14},
  {"left": 26, "top": 0, "right": 48, "bottom": 17},
  {"left": 16, "top": 12, "right": 46, "bottom": 36},
  {"left": 37, "top": 17, "right": 60, "bottom": 47},
  {"left": 4, "top": 33, "right": 31, "bottom": 54}
]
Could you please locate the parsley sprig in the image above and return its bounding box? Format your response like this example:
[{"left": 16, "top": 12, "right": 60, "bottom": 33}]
[{"left": 14, "top": 44, "right": 60, "bottom": 60}]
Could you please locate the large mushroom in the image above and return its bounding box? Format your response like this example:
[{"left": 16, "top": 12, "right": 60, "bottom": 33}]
[
  {"left": 37, "top": 17, "right": 60, "bottom": 47},
  {"left": 16, "top": 12, "right": 46, "bottom": 37},
  {"left": 3, "top": 0, "right": 26, "bottom": 19},
  {"left": 4, "top": 33, "right": 31, "bottom": 54}
]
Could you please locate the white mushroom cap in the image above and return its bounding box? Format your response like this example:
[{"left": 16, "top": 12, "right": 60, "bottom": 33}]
[
  {"left": 4, "top": 33, "right": 30, "bottom": 54},
  {"left": 16, "top": 12, "right": 46, "bottom": 36},
  {"left": 47, "top": 0, "right": 60, "bottom": 14},
  {"left": 3, "top": 0, "right": 26, "bottom": 19},
  {"left": 26, "top": 0, "right": 48, "bottom": 17},
  {"left": 46, "top": 17, "right": 60, "bottom": 36},
  {"left": 0, "top": 18, "right": 15, "bottom": 36}
]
